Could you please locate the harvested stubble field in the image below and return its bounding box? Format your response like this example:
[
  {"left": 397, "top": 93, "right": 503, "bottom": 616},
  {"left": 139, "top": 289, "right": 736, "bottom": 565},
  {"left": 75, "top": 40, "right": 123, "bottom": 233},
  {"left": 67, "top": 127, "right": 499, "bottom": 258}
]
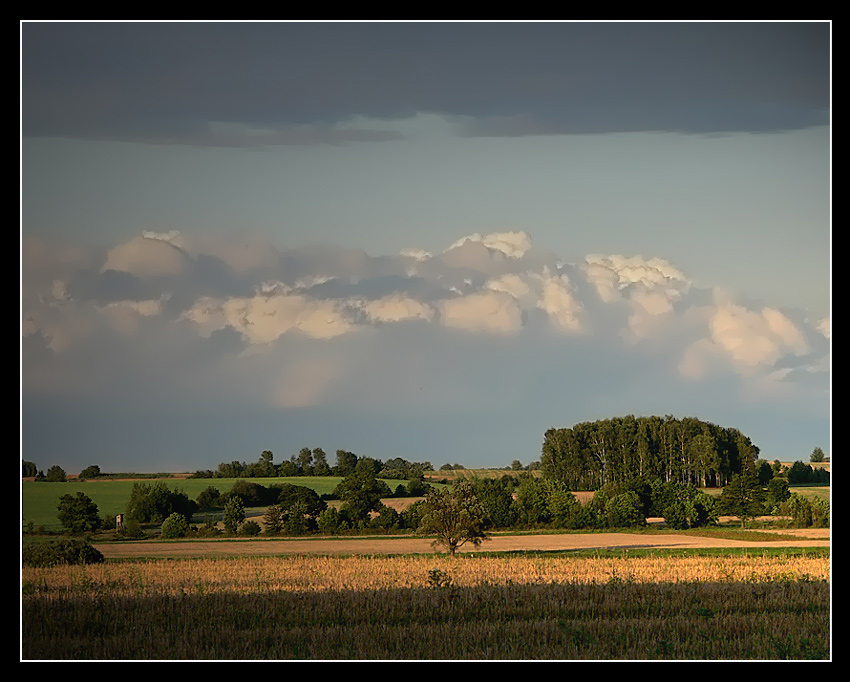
[{"left": 22, "top": 547, "right": 830, "bottom": 660}]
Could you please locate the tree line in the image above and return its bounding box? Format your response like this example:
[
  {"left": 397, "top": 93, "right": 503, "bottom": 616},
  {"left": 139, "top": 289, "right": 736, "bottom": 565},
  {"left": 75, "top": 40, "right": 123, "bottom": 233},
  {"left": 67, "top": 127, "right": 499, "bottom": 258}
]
[
  {"left": 189, "top": 449, "right": 435, "bottom": 481},
  {"left": 541, "top": 415, "right": 764, "bottom": 490}
]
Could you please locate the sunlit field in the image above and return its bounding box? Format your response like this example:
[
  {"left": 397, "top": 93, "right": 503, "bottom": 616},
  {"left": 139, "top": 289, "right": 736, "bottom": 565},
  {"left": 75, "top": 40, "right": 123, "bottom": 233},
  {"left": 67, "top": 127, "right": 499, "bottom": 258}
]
[{"left": 22, "top": 550, "right": 830, "bottom": 660}]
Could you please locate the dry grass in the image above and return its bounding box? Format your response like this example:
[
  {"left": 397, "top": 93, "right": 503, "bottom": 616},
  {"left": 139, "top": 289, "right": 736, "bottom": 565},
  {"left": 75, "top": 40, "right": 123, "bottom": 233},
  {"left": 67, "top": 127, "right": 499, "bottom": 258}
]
[{"left": 22, "top": 551, "right": 830, "bottom": 660}]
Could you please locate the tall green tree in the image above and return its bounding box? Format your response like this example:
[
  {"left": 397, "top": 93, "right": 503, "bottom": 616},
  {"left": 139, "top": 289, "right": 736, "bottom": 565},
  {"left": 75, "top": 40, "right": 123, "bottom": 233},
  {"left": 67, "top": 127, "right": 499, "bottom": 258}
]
[
  {"left": 718, "top": 467, "right": 765, "bottom": 527},
  {"left": 416, "top": 481, "right": 489, "bottom": 556},
  {"left": 222, "top": 496, "right": 245, "bottom": 535},
  {"left": 57, "top": 492, "right": 101, "bottom": 534}
]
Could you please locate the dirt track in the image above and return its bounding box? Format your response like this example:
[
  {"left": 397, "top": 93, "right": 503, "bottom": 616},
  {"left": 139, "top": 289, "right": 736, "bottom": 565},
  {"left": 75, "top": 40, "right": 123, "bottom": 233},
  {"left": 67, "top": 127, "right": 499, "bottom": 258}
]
[{"left": 94, "top": 527, "right": 830, "bottom": 560}]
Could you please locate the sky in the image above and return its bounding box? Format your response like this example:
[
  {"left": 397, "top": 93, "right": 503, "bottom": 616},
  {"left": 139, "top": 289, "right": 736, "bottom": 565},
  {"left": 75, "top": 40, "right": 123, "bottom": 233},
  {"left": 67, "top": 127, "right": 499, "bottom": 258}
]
[{"left": 20, "top": 20, "right": 831, "bottom": 475}]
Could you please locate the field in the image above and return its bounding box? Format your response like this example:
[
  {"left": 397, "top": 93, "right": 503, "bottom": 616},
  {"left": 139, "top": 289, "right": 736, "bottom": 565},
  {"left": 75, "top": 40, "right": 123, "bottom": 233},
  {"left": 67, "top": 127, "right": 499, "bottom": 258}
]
[
  {"left": 20, "top": 476, "right": 416, "bottom": 531},
  {"left": 22, "top": 549, "right": 830, "bottom": 660},
  {"left": 20, "top": 473, "right": 831, "bottom": 660}
]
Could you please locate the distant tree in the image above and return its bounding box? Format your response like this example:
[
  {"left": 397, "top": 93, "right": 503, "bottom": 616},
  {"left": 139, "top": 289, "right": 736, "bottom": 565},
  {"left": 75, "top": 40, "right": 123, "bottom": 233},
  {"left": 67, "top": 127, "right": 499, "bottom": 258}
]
[
  {"left": 57, "top": 492, "right": 101, "bottom": 534},
  {"left": 471, "top": 478, "right": 516, "bottom": 528},
  {"left": 511, "top": 460, "right": 524, "bottom": 471},
  {"left": 296, "top": 447, "right": 314, "bottom": 475},
  {"left": 274, "top": 482, "right": 327, "bottom": 517},
  {"left": 765, "top": 477, "right": 791, "bottom": 511},
  {"left": 335, "top": 450, "right": 358, "bottom": 476},
  {"left": 810, "top": 447, "right": 827, "bottom": 463},
  {"left": 512, "top": 477, "right": 550, "bottom": 527},
  {"left": 222, "top": 496, "right": 245, "bottom": 535},
  {"left": 227, "top": 480, "right": 274, "bottom": 507},
  {"left": 79, "top": 465, "right": 101, "bottom": 480},
  {"left": 416, "top": 481, "right": 489, "bottom": 556},
  {"left": 334, "top": 469, "right": 391, "bottom": 525},
  {"left": 312, "top": 448, "right": 332, "bottom": 476},
  {"left": 545, "top": 480, "right": 584, "bottom": 529},
  {"left": 718, "top": 468, "right": 765, "bottom": 527},
  {"left": 22, "top": 461, "right": 38, "bottom": 477},
  {"left": 46, "top": 465, "right": 67, "bottom": 482},
  {"left": 756, "top": 459, "right": 774, "bottom": 486},
  {"left": 125, "top": 482, "right": 198, "bottom": 524},
  {"left": 196, "top": 485, "right": 223, "bottom": 510}
]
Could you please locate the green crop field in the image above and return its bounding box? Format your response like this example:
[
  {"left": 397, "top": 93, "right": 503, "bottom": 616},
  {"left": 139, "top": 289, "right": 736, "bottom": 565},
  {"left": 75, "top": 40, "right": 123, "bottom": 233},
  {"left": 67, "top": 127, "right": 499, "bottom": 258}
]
[{"left": 21, "top": 476, "right": 414, "bottom": 531}]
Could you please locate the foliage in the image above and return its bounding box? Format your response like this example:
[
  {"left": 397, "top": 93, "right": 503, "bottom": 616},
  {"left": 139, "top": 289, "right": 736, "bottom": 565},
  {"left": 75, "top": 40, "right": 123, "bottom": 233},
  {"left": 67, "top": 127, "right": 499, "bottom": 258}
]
[
  {"left": 274, "top": 482, "right": 327, "bottom": 518},
  {"left": 22, "top": 538, "right": 104, "bottom": 567},
  {"left": 809, "top": 446, "right": 826, "bottom": 463},
  {"left": 334, "top": 469, "right": 392, "bottom": 525},
  {"left": 262, "top": 505, "right": 284, "bottom": 535},
  {"left": 651, "top": 481, "right": 718, "bottom": 530},
  {"left": 765, "top": 478, "right": 791, "bottom": 511},
  {"left": 222, "top": 496, "right": 245, "bottom": 535},
  {"left": 56, "top": 492, "right": 101, "bottom": 534},
  {"left": 125, "top": 482, "right": 198, "bottom": 524},
  {"left": 786, "top": 461, "right": 830, "bottom": 485},
  {"left": 79, "top": 465, "right": 101, "bottom": 480},
  {"left": 196, "top": 486, "right": 223, "bottom": 510},
  {"left": 238, "top": 519, "right": 262, "bottom": 536},
  {"left": 781, "top": 494, "right": 830, "bottom": 528},
  {"left": 370, "top": 504, "right": 400, "bottom": 531},
  {"left": 160, "top": 512, "right": 190, "bottom": 539},
  {"left": 417, "top": 481, "right": 489, "bottom": 555},
  {"left": 542, "top": 415, "right": 759, "bottom": 490},
  {"left": 604, "top": 491, "right": 647, "bottom": 528},
  {"left": 718, "top": 467, "right": 766, "bottom": 527},
  {"left": 46, "top": 465, "right": 67, "bottom": 482},
  {"left": 512, "top": 476, "right": 550, "bottom": 527},
  {"left": 23, "top": 460, "right": 38, "bottom": 477},
  {"left": 470, "top": 477, "right": 517, "bottom": 528}
]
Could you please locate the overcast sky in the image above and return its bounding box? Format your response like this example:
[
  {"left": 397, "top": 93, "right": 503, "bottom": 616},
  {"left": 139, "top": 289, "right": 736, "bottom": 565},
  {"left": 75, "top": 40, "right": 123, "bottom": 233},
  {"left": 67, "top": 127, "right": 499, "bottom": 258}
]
[{"left": 21, "top": 20, "right": 831, "bottom": 475}]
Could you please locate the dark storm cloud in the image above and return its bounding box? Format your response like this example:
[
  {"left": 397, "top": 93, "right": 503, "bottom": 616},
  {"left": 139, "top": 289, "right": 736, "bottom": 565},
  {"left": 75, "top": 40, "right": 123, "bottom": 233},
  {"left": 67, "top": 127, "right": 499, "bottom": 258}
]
[{"left": 21, "top": 21, "right": 829, "bottom": 145}]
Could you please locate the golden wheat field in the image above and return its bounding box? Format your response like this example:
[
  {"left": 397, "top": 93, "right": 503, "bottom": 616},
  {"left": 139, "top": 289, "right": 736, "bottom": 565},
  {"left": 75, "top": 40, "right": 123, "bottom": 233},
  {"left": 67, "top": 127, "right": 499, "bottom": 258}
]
[{"left": 22, "top": 551, "right": 830, "bottom": 660}]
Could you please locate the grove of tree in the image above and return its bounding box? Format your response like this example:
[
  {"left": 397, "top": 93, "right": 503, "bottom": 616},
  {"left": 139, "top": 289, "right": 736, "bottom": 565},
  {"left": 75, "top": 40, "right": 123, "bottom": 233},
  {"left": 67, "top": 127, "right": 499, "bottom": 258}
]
[{"left": 542, "top": 415, "right": 761, "bottom": 490}]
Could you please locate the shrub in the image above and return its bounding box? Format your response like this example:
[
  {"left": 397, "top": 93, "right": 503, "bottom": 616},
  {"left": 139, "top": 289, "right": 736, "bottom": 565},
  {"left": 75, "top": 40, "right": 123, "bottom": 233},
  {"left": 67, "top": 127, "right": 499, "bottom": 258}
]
[
  {"left": 604, "top": 491, "right": 646, "bottom": 528},
  {"left": 370, "top": 504, "right": 400, "bottom": 531},
  {"left": 161, "top": 512, "right": 190, "bottom": 538},
  {"left": 22, "top": 538, "right": 104, "bottom": 567},
  {"left": 238, "top": 520, "right": 262, "bottom": 537}
]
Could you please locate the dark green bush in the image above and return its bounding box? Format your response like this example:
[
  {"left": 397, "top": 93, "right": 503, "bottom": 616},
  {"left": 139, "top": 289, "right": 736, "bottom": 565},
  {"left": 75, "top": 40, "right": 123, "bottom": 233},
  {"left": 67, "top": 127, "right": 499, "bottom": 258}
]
[{"left": 22, "top": 538, "right": 104, "bottom": 567}]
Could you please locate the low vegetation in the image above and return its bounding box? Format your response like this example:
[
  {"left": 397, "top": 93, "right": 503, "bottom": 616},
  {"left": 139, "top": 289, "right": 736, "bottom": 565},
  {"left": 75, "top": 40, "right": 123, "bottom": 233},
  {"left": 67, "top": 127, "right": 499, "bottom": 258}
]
[{"left": 21, "top": 550, "right": 829, "bottom": 660}]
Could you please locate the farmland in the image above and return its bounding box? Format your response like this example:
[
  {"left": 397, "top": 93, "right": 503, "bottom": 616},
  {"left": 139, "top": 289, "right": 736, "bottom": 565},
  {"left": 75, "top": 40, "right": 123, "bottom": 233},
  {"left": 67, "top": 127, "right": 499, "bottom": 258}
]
[
  {"left": 22, "top": 549, "right": 830, "bottom": 660},
  {"left": 20, "top": 471, "right": 831, "bottom": 660}
]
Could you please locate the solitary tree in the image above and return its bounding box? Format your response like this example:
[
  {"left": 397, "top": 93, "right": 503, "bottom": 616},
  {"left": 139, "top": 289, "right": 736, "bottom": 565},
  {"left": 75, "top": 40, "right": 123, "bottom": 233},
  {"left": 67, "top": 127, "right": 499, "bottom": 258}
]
[
  {"left": 222, "top": 496, "right": 245, "bottom": 535},
  {"left": 417, "top": 481, "right": 489, "bottom": 556},
  {"left": 46, "top": 465, "right": 67, "bottom": 482},
  {"left": 57, "top": 492, "right": 101, "bottom": 534},
  {"left": 810, "top": 446, "right": 826, "bottom": 463}
]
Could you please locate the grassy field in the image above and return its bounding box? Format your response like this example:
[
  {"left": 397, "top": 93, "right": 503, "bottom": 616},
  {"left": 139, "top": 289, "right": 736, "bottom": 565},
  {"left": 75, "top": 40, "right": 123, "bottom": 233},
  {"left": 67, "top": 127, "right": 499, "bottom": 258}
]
[
  {"left": 21, "top": 549, "right": 830, "bottom": 660},
  {"left": 21, "top": 473, "right": 829, "bottom": 532},
  {"left": 20, "top": 476, "right": 414, "bottom": 531}
]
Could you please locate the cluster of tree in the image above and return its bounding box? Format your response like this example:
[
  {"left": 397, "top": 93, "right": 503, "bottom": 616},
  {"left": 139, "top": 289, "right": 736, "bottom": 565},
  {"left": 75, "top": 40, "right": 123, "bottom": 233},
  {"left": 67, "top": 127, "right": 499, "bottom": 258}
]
[
  {"left": 542, "top": 415, "right": 762, "bottom": 490},
  {"left": 23, "top": 462, "right": 68, "bottom": 482},
  {"left": 189, "top": 449, "right": 434, "bottom": 481}
]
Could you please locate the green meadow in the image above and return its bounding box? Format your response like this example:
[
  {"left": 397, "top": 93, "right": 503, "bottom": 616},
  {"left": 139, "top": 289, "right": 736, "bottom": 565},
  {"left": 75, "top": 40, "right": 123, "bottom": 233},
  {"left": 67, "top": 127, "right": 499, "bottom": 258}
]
[{"left": 21, "top": 476, "right": 412, "bottom": 531}]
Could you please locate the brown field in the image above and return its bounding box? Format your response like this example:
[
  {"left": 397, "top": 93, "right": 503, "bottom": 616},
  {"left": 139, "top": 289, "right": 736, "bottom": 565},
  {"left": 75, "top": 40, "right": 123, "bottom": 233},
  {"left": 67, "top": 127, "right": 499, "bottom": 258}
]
[{"left": 92, "top": 526, "right": 829, "bottom": 560}]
